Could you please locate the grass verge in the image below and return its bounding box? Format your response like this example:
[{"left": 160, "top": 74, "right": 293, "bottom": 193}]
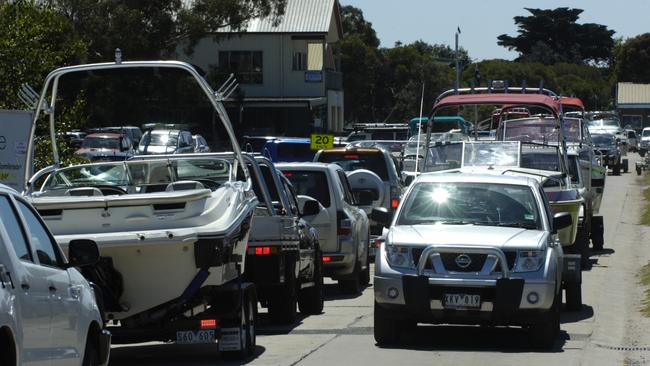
[
  {"left": 639, "top": 262, "right": 650, "bottom": 317},
  {"left": 643, "top": 172, "right": 650, "bottom": 226}
]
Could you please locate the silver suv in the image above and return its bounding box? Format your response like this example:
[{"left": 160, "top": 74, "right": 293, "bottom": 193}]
[{"left": 371, "top": 173, "right": 571, "bottom": 348}]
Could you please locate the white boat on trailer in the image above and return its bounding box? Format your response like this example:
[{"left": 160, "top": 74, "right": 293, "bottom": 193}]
[{"left": 23, "top": 59, "right": 259, "bottom": 357}]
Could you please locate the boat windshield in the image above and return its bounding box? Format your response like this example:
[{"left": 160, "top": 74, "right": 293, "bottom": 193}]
[
  {"left": 397, "top": 182, "right": 541, "bottom": 229},
  {"left": 421, "top": 144, "right": 463, "bottom": 172},
  {"left": 44, "top": 158, "right": 231, "bottom": 193},
  {"left": 504, "top": 118, "right": 581, "bottom": 143},
  {"left": 463, "top": 142, "right": 520, "bottom": 168}
]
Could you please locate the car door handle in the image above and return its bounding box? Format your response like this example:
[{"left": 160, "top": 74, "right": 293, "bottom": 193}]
[
  {"left": 49, "top": 285, "right": 57, "bottom": 293},
  {"left": 21, "top": 283, "right": 30, "bottom": 291}
]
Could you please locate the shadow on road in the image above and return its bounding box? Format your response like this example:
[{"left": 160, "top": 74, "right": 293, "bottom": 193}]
[
  {"left": 323, "top": 282, "right": 369, "bottom": 301},
  {"left": 376, "top": 324, "right": 568, "bottom": 353},
  {"left": 560, "top": 304, "right": 594, "bottom": 324},
  {"left": 109, "top": 343, "right": 267, "bottom": 365}
]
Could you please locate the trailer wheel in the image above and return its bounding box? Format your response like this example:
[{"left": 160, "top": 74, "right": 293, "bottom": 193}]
[
  {"left": 222, "top": 288, "right": 257, "bottom": 359},
  {"left": 268, "top": 262, "right": 297, "bottom": 324},
  {"left": 623, "top": 159, "right": 629, "bottom": 173},
  {"left": 338, "top": 260, "right": 362, "bottom": 294},
  {"left": 591, "top": 216, "right": 604, "bottom": 251},
  {"left": 299, "top": 250, "right": 324, "bottom": 315},
  {"left": 575, "top": 225, "right": 590, "bottom": 269},
  {"left": 565, "top": 282, "right": 582, "bottom": 311},
  {"left": 613, "top": 160, "right": 621, "bottom": 175},
  {"left": 638, "top": 166, "right": 643, "bottom": 175}
]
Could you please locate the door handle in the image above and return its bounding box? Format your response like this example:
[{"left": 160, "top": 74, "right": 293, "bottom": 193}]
[
  {"left": 21, "top": 283, "right": 30, "bottom": 291},
  {"left": 49, "top": 285, "right": 57, "bottom": 293}
]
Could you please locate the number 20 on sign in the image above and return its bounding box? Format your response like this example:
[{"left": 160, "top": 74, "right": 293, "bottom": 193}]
[{"left": 310, "top": 134, "right": 334, "bottom": 150}]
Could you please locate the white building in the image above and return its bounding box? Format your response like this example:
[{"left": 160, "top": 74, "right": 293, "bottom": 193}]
[{"left": 176, "top": 0, "right": 344, "bottom": 136}]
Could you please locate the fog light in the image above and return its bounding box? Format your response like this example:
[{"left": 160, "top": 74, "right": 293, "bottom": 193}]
[
  {"left": 387, "top": 287, "right": 399, "bottom": 299},
  {"left": 527, "top": 291, "right": 539, "bottom": 304}
]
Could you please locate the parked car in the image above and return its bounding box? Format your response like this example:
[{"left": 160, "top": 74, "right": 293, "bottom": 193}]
[
  {"left": 0, "top": 184, "right": 110, "bottom": 366},
  {"left": 192, "top": 134, "right": 211, "bottom": 153},
  {"left": 346, "top": 123, "right": 409, "bottom": 142},
  {"left": 241, "top": 135, "right": 277, "bottom": 153},
  {"left": 640, "top": 127, "right": 650, "bottom": 157},
  {"left": 261, "top": 138, "right": 315, "bottom": 162},
  {"left": 586, "top": 113, "right": 624, "bottom": 137},
  {"left": 371, "top": 173, "right": 571, "bottom": 348},
  {"left": 625, "top": 129, "right": 639, "bottom": 152},
  {"left": 314, "top": 147, "right": 404, "bottom": 237},
  {"left": 239, "top": 154, "right": 324, "bottom": 324},
  {"left": 137, "top": 128, "right": 195, "bottom": 155},
  {"left": 93, "top": 126, "right": 142, "bottom": 148},
  {"left": 277, "top": 162, "right": 370, "bottom": 294},
  {"left": 591, "top": 133, "right": 623, "bottom": 175},
  {"left": 75, "top": 132, "right": 135, "bottom": 161},
  {"left": 64, "top": 130, "right": 86, "bottom": 149}
]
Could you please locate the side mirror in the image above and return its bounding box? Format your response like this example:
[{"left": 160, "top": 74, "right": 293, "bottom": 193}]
[
  {"left": 301, "top": 199, "right": 321, "bottom": 216},
  {"left": 66, "top": 239, "right": 100, "bottom": 267},
  {"left": 371, "top": 207, "right": 392, "bottom": 227},
  {"left": 552, "top": 212, "right": 572, "bottom": 234},
  {"left": 356, "top": 190, "right": 374, "bottom": 206}
]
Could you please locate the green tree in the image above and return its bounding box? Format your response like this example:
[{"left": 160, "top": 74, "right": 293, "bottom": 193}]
[
  {"left": 340, "top": 5, "right": 379, "bottom": 48},
  {"left": 0, "top": 1, "right": 86, "bottom": 109},
  {"left": 614, "top": 33, "right": 650, "bottom": 83},
  {"left": 497, "top": 8, "right": 615, "bottom": 65},
  {"left": 51, "top": 0, "right": 287, "bottom": 61}
]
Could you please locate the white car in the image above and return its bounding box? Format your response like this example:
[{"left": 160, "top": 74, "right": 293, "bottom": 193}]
[
  {"left": 0, "top": 184, "right": 109, "bottom": 366},
  {"left": 277, "top": 162, "right": 371, "bottom": 294},
  {"left": 371, "top": 173, "right": 571, "bottom": 348},
  {"left": 640, "top": 127, "right": 650, "bottom": 157}
]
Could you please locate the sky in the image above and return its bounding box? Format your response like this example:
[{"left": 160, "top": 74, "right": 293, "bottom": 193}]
[{"left": 342, "top": 0, "right": 650, "bottom": 61}]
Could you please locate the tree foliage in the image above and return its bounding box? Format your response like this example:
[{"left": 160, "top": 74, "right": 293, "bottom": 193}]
[
  {"left": 614, "top": 33, "right": 650, "bottom": 83},
  {"left": 51, "top": 0, "right": 287, "bottom": 61},
  {"left": 497, "top": 8, "right": 615, "bottom": 65},
  {"left": 0, "top": 1, "right": 86, "bottom": 109}
]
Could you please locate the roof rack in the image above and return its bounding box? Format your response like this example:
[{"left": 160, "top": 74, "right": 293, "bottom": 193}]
[{"left": 436, "top": 81, "right": 557, "bottom": 103}]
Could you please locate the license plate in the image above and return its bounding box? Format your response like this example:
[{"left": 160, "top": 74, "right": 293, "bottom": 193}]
[
  {"left": 176, "top": 330, "right": 215, "bottom": 344},
  {"left": 443, "top": 293, "right": 481, "bottom": 309}
]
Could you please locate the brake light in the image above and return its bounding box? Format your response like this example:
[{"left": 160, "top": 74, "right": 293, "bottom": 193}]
[
  {"left": 283, "top": 172, "right": 293, "bottom": 177},
  {"left": 323, "top": 256, "right": 332, "bottom": 262},
  {"left": 200, "top": 319, "right": 218, "bottom": 329},
  {"left": 249, "top": 246, "right": 278, "bottom": 255},
  {"left": 344, "top": 154, "right": 360, "bottom": 159},
  {"left": 375, "top": 238, "right": 385, "bottom": 248},
  {"left": 322, "top": 255, "right": 344, "bottom": 262},
  {"left": 391, "top": 198, "right": 399, "bottom": 209}
]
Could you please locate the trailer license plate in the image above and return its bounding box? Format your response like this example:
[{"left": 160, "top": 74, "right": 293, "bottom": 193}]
[
  {"left": 176, "top": 330, "right": 215, "bottom": 344},
  {"left": 444, "top": 293, "right": 481, "bottom": 309}
]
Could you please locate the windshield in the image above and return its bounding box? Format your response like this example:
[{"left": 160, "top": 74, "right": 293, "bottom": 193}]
[
  {"left": 141, "top": 132, "right": 178, "bottom": 147},
  {"left": 504, "top": 118, "right": 581, "bottom": 142},
  {"left": 591, "top": 134, "right": 615, "bottom": 146},
  {"left": 81, "top": 136, "right": 120, "bottom": 149},
  {"left": 521, "top": 151, "right": 561, "bottom": 172},
  {"left": 588, "top": 119, "right": 619, "bottom": 128},
  {"left": 421, "top": 144, "right": 463, "bottom": 172},
  {"left": 45, "top": 158, "right": 231, "bottom": 192},
  {"left": 397, "top": 182, "right": 541, "bottom": 229},
  {"left": 317, "top": 151, "right": 389, "bottom": 180},
  {"left": 643, "top": 130, "right": 650, "bottom": 138},
  {"left": 282, "top": 170, "right": 331, "bottom": 207}
]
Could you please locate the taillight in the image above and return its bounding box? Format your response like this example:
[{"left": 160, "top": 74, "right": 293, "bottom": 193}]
[
  {"left": 391, "top": 198, "right": 399, "bottom": 209},
  {"left": 337, "top": 211, "right": 352, "bottom": 236},
  {"left": 248, "top": 246, "right": 278, "bottom": 255},
  {"left": 200, "top": 319, "right": 218, "bottom": 329},
  {"left": 323, "top": 255, "right": 344, "bottom": 262},
  {"left": 374, "top": 238, "right": 385, "bottom": 248},
  {"left": 390, "top": 186, "right": 400, "bottom": 210}
]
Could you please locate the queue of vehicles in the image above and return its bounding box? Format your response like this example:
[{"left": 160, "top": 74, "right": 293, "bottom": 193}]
[{"left": 2, "top": 57, "right": 637, "bottom": 365}]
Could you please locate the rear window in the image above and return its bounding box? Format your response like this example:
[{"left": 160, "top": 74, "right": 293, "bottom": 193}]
[
  {"left": 316, "top": 152, "right": 389, "bottom": 180},
  {"left": 277, "top": 143, "right": 314, "bottom": 161},
  {"left": 282, "top": 170, "right": 331, "bottom": 208}
]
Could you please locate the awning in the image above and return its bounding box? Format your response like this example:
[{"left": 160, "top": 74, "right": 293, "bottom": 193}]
[{"left": 225, "top": 97, "right": 327, "bottom": 108}]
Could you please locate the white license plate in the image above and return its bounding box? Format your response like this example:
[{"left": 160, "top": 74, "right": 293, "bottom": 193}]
[
  {"left": 176, "top": 330, "right": 215, "bottom": 344},
  {"left": 444, "top": 293, "right": 481, "bottom": 309}
]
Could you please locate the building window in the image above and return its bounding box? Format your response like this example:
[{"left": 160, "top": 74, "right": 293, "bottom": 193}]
[
  {"left": 218, "top": 51, "right": 263, "bottom": 84},
  {"left": 307, "top": 42, "right": 323, "bottom": 71},
  {"left": 293, "top": 52, "right": 306, "bottom": 71}
]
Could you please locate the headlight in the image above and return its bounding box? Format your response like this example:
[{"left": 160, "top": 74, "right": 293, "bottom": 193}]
[
  {"left": 385, "top": 245, "right": 413, "bottom": 268},
  {"left": 513, "top": 250, "right": 545, "bottom": 272}
]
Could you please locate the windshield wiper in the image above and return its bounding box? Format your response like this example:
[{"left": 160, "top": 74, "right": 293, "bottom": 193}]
[{"left": 489, "top": 222, "right": 538, "bottom": 229}]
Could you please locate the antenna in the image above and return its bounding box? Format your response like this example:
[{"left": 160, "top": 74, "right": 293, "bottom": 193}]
[{"left": 414, "top": 82, "right": 425, "bottom": 176}]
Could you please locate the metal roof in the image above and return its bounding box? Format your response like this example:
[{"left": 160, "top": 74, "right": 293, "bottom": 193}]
[
  {"left": 617, "top": 82, "right": 650, "bottom": 105},
  {"left": 213, "top": 0, "right": 340, "bottom": 35}
]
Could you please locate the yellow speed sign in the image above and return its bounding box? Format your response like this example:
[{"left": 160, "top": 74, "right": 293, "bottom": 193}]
[{"left": 310, "top": 133, "right": 334, "bottom": 150}]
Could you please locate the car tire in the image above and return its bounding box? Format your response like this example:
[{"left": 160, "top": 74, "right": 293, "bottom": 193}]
[
  {"left": 374, "top": 301, "right": 401, "bottom": 346},
  {"left": 623, "top": 159, "right": 629, "bottom": 173},
  {"left": 360, "top": 238, "right": 371, "bottom": 286},
  {"left": 591, "top": 216, "right": 604, "bottom": 251},
  {"left": 638, "top": 166, "right": 643, "bottom": 175},
  {"left": 268, "top": 262, "right": 297, "bottom": 324},
  {"left": 339, "top": 260, "right": 362, "bottom": 294},
  {"left": 530, "top": 292, "right": 560, "bottom": 349},
  {"left": 298, "top": 250, "right": 324, "bottom": 315},
  {"left": 565, "top": 281, "right": 582, "bottom": 311},
  {"left": 575, "top": 224, "right": 590, "bottom": 269},
  {"left": 613, "top": 161, "right": 621, "bottom": 176},
  {"left": 81, "top": 332, "right": 100, "bottom": 366},
  {"left": 641, "top": 150, "right": 647, "bottom": 157}
]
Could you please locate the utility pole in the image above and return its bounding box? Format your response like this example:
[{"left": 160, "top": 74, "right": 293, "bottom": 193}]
[{"left": 455, "top": 27, "right": 461, "bottom": 91}]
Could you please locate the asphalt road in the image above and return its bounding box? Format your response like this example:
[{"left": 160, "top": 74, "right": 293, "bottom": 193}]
[{"left": 109, "top": 153, "right": 650, "bottom": 366}]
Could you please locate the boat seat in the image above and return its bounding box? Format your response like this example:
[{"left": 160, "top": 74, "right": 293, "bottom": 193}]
[
  {"left": 64, "top": 187, "right": 103, "bottom": 196},
  {"left": 165, "top": 180, "right": 205, "bottom": 192}
]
